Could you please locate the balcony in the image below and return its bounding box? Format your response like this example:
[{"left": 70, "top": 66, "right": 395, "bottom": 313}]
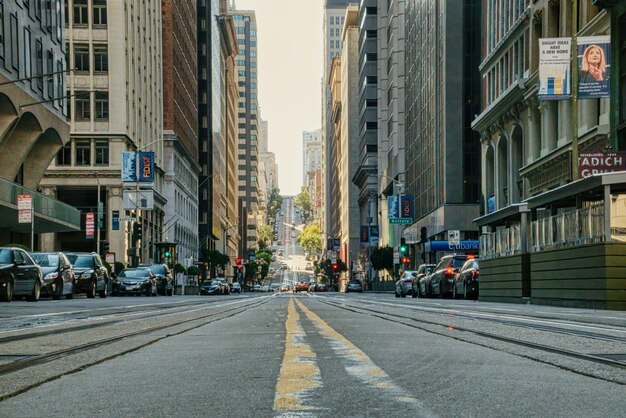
[{"left": 0, "top": 177, "right": 81, "bottom": 233}]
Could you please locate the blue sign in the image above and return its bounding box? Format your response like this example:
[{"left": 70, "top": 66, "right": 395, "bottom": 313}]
[
  {"left": 137, "top": 151, "right": 155, "bottom": 182},
  {"left": 487, "top": 195, "right": 496, "bottom": 214},
  {"left": 425, "top": 240, "right": 480, "bottom": 252},
  {"left": 387, "top": 196, "right": 399, "bottom": 218},
  {"left": 400, "top": 195, "right": 414, "bottom": 220},
  {"left": 370, "top": 226, "right": 379, "bottom": 245},
  {"left": 112, "top": 210, "right": 119, "bottom": 231},
  {"left": 121, "top": 152, "right": 136, "bottom": 182}
]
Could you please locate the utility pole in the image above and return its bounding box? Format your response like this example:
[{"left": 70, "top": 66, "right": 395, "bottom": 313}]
[{"left": 571, "top": 0, "right": 579, "bottom": 181}]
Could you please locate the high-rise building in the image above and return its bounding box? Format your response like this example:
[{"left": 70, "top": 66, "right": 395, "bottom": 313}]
[
  {"left": 162, "top": 0, "right": 200, "bottom": 265},
  {"left": 0, "top": 1, "right": 81, "bottom": 245},
  {"left": 302, "top": 130, "right": 322, "bottom": 186},
  {"left": 352, "top": 0, "right": 379, "bottom": 276},
  {"left": 377, "top": 0, "right": 406, "bottom": 250},
  {"left": 229, "top": 8, "right": 260, "bottom": 256},
  {"left": 42, "top": 0, "right": 165, "bottom": 265},
  {"left": 199, "top": 0, "right": 240, "bottom": 273},
  {"left": 403, "top": 0, "right": 481, "bottom": 261},
  {"left": 322, "top": 0, "right": 351, "bottom": 238},
  {"left": 328, "top": 5, "right": 360, "bottom": 273}
]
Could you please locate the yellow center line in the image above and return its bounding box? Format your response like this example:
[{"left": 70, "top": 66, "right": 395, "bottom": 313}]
[
  {"left": 294, "top": 298, "right": 438, "bottom": 418},
  {"left": 273, "top": 298, "right": 322, "bottom": 413}
]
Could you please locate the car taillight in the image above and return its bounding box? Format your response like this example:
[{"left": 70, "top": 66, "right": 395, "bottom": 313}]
[{"left": 445, "top": 267, "right": 453, "bottom": 275}]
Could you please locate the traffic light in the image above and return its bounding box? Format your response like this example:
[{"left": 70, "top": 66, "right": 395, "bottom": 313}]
[
  {"left": 399, "top": 238, "right": 407, "bottom": 254},
  {"left": 420, "top": 226, "right": 427, "bottom": 243},
  {"left": 401, "top": 257, "right": 411, "bottom": 264},
  {"left": 132, "top": 222, "right": 142, "bottom": 242},
  {"left": 332, "top": 263, "right": 338, "bottom": 271},
  {"left": 101, "top": 240, "right": 110, "bottom": 253}
]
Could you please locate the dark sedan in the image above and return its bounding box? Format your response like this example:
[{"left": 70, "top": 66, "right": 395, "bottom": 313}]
[
  {"left": 453, "top": 258, "right": 480, "bottom": 300},
  {"left": 138, "top": 264, "right": 174, "bottom": 296},
  {"left": 0, "top": 247, "right": 43, "bottom": 302},
  {"left": 230, "top": 282, "right": 242, "bottom": 293},
  {"left": 345, "top": 280, "right": 363, "bottom": 293},
  {"left": 113, "top": 268, "right": 158, "bottom": 296},
  {"left": 430, "top": 254, "right": 471, "bottom": 298},
  {"left": 412, "top": 264, "right": 435, "bottom": 298},
  {"left": 31, "top": 252, "right": 76, "bottom": 300},
  {"left": 200, "top": 280, "right": 223, "bottom": 295},
  {"left": 66, "top": 252, "right": 109, "bottom": 298}
]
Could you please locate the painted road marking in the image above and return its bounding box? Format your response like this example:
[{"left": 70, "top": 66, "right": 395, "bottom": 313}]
[
  {"left": 274, "top": 298, "right": 322, "bottom": 415},
  {"left": 294, "top": 298, "right": 438, "bottom": 418}
]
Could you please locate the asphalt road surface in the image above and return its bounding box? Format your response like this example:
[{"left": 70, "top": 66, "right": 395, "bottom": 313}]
[{"left": 1, "top": 292, "right": 625, "bottom": 418}]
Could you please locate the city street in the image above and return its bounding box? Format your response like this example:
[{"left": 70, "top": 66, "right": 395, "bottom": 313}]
[{"left": 1, "top": 291, "right": 625, "bottom": 417}]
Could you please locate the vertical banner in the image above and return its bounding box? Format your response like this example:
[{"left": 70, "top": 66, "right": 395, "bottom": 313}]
[
  {"left": 387, "top": 196, "right": 399, "bottom": 219},
  {"left": 121, "top": 152, "right": 136, "bottom": 182},
  {"left": 360, "top": 226, "right": 369, "bottom": 243},
  {"left": 17, "top": 195, "right": 32, "bottom": 224},
  {"left": 578, "top": 36, "right": 611, "bottom": 99},
  {"left": 86, "top": 213, "right": 95, "bottom": 239},
  {"left": 400, "top": 195, "right": 414, "bottom": 221},
  {"left": 138, "top": 151, "right": 155, "bottom": 182},
  {"left": 538, "top": 38, "right": 572, "bottom": 100},
  {"left": 112, "top": 210, "right": 120, "bottom": 231},
  {"left": 369, "top": 226, "right": 379, "bottom": 246}
]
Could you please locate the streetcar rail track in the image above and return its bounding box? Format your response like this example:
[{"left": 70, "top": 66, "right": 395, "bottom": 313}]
[
  {"left": 0, "top": 297, "right": 271, "bottom": 379},
  {"left": 312, "top": 296, "right": 626, "bottom": 376}
]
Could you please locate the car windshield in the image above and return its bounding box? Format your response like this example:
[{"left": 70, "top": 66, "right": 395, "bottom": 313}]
[
  {"left": 119, "top": 270, "right": 149, "bottom": 278},
  {"left": 140, "top": 265, "right": 166, "bottom": 275},
  {"left": 0, "top": 249, "right": 12, "bottom": 264},
  {"left": 452, "top": 258, "right": 467, "bottom": 268},
  {"left": 31, "top": 253, "right": 60, "bottom": 267},
  {"left": 67, "top": 255, "right": 94, "bottom": 268}
]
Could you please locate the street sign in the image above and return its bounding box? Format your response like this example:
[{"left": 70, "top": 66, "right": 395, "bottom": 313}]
[
  {"left": 389, "top": 218, "right": 412, "bottom": 225},
  {"left": 17, "top": 195, "right": 32, "bottom": 224},
  {"left": 86, "top": 213, "right": 95, "bottom": 239},
  {"left": 105, "top": 252, "right": 115, "bottom": 265},
  {"left": 331, "top": 257, "right": 337, "bottom": 264},
  {"left": 449, "top": 230, "right": 460, "bottom": 246},
  {"left": 112, "top": 211, "right": 120, "bottom": 230},
  {"left": 393, "top": 250, "right": 400, "bottom": 264}
]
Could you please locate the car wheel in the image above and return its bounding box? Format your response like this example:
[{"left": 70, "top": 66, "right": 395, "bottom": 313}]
[
  {"left": 28, "top": 281, "right": 41, "bottom": 302},
  {"left": 99, "top": 280, "right": 107, "bottom": 298},
  {"left": 1, "top": 280, "right": 13, "bottom": 302},
  {"left": 145, "top": 285, "right": 152, "bottom": 297},
  {"left": 87, "top": 281, "right": 96, "bottom": 298},
  {"left": 53, "top": 279, "right": 63, "bottom": 300},
  {"left": 412, "top": 288, "right": 418, "bottom": 298},
  {"left": 401, "top": 291, "right": 407, "bottom": 298},
  {"left": 395, "top": 290, "right": 400, "bottom": 298}
]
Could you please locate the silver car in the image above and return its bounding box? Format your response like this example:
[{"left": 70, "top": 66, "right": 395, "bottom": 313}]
[{"left": 395, "top": 271, "right": 417, "bottom": 298}]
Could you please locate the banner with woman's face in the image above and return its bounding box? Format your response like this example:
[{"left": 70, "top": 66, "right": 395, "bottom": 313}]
[{"left": 578, "top": 36, "right": 611, "bottom": 99}]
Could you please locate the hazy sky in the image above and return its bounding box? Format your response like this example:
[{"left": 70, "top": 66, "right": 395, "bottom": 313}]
[{"left": 236, "top": 0, "right": 324, "bottom": 196}]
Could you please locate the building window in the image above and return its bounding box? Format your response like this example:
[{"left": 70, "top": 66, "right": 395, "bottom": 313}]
[
  {"left": 94, "top": 92, "right": 108, "bottom": 120},
  {"left": 75, "top": 140, "right": 91, "bottom": 165},
  {"left": 93, "top": 45, "right": 108, "bottom": 72},
  {"left": 10, "top": 13, "right": 18, "bottom": 70},
  {"left": 94, "top": 140, "right": 109, "bottom": 165},
  {"left": 74, "top": 44, "right": 89, "bottom": 72},
  {"left": 46, "top": 50, "right": 53, "bottom": 98},
  {"left": 56, "top": 60, "right": 63, "bottom": 109},
  {"left": 56, "top": 143, "right": 71, "bottom": 165},
  {"left": 73, "top": 0, "right": 88, "bottom": 25},
  {"left": 23, "top": 28, "right": 31, "bottom": 79},
  {"left": 366, "top": 99, "right": 377, "bottom": 108},
  {"left": 36, "top": 39, "right": 43, "bottom": 90},
  {"left": 75, "top": 91, "right": 90, "bottom": 120},
  {"left": 93, "top": 0, "right": 107, "bottom": 26}
]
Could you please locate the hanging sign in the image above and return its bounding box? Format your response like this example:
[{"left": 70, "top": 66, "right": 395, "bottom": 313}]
[
  {"left": 577, "top": 36, "right": 611, "bottom": 99},
  {"left": 538, "top": 37, "right": 572, "bottom": 100}
]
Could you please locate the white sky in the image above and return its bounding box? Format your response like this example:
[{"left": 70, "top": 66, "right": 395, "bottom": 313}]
[{"left": 235, "top": 0, "right": 324, "bottom": 196}]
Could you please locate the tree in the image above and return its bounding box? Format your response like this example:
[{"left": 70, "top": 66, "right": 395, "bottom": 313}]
[
  {"left": 370, "top": 245, "right": 394, "bottom": 272},
  {"left": 245, "top": 251, "right": 272, "bottom": 283},
  {"left": 294, "top": 186, "right": 312, "bottom": 222},
  {"left": 297, "top": 223, "right": 322, "bottom": 255},
  {"left": 267, "top": 188, "right": 284, "bottom": 220},
  {"left": 258, "top": 224, "right": 273, "bottom": 247}
]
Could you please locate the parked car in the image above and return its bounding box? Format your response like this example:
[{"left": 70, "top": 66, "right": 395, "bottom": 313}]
[
  {"left": 66, "top": 252, "right": 109, "bottom": 298},
  {"left": 453, "top": 257, "right": 480, "bottom": 300},
  {"left": 280, "top": 283, "right": 290, "bottom": 292},
  {"left": 112, "top": 268, "right": 158, "bottom": 296},
  {"left": 261, "top": 285, "right": 274, "bottom": 292},
  {"left": 345, "top": 280, "right": 363, "bottom": 293},
  {"left": 0, "top": 247, "right": 43, "bottom": 302},
  {"left": 314, "top": 283, "right": 328, "bottom": 292},
  {"left": 200, "top": 280, "right": 224, "bottom": 295},
  {"left": 395, "top": 271, "right": 417, "bottom": 298},
  {"left": 217, "top": 278, "right": 230, "bottom": 294},
  {"left": 138, "top": 264, "right": 174, "bottom": 296},
  {"left": 230, "top": 282, "right": 243, "bottom": 293},
  {"left": 307, "top": 281, "right": 317, "bottom": 292},
  {"left": 412, "top": 264, "right": 436, "bottom": 298},
  {"left": 31, "top": 252, "right": 76, "bottom": 300},
  {"left": 294, "top": 281, "right": 308, "bottom": 292},
  {"left": 429, "top": 254, "right": 471, "bottom": 298},
  {"left": 305, "top": 263, "right": 313, "bottom": 270},
  {"left": 250, "top": 284, "right": 262, "bottom": 292},
  {"left": 418, "top": 271, "right": 434, "bottom": 298}
]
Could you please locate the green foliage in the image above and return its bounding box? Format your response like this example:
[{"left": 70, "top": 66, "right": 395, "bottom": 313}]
[
  {"left": 318, "top": 258, "right": 347, "bottom": 279},
  {"left": 258, "top": 224, "right": 273, "bottom": 247},
  {"left": 294, "top": 186, "right": 312, "bottom": 222},
  {"left": 370, "top": 245, "right": 394, "bottom": 272},
  {"left": 297, "top": 224, "right": 322, "bottom": 254},
  {"left": 187, "top": 265, "right": 201, "bottom": 276},
  {"left": 202, "top": 249, "right": 230, "bottom": 269},
  {"left": 174, "top": 263, "right": 187, "bottom": 274},
  {"left": 267, "top": 188, "right": 284, "bottom": 220}
]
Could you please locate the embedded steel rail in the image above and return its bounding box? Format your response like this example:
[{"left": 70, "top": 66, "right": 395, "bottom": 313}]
[
  {"left": 0, "top": 298, "right": 269, "bottom": 378},
  {"left": 314, "top": 297, "right": 626, "bottom": 373}
]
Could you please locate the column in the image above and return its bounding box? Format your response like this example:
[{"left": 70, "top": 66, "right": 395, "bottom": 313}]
[
  {"left": 541, "top": 101, "right": 557, "bottom": 155},
  {"left": 526, "top": 98, "right": 541, "bottom": 163},
  {"left": 107, "top": 187, "right": 124, "bottom": 267},
  {"left": 39, "top": 186, "right": 57, "bottom": 251},
  {"left": 558, "top": 100, "right": 572, "bottom": 147}
]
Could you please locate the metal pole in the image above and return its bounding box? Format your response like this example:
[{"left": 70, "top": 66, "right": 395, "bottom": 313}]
[
  {"left": 96, "top": 173, "right": 101, "bottom": 255},
  {"left": 30, "top": 207, "right": 34, "bottom": 251},
  {"left": 571, "top": 0, "right": 579, "bottom": 180}
]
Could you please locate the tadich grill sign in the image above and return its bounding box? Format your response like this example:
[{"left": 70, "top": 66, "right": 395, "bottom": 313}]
[{"left": 578, "top": 152, "right": 626, "bottom": 178}]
